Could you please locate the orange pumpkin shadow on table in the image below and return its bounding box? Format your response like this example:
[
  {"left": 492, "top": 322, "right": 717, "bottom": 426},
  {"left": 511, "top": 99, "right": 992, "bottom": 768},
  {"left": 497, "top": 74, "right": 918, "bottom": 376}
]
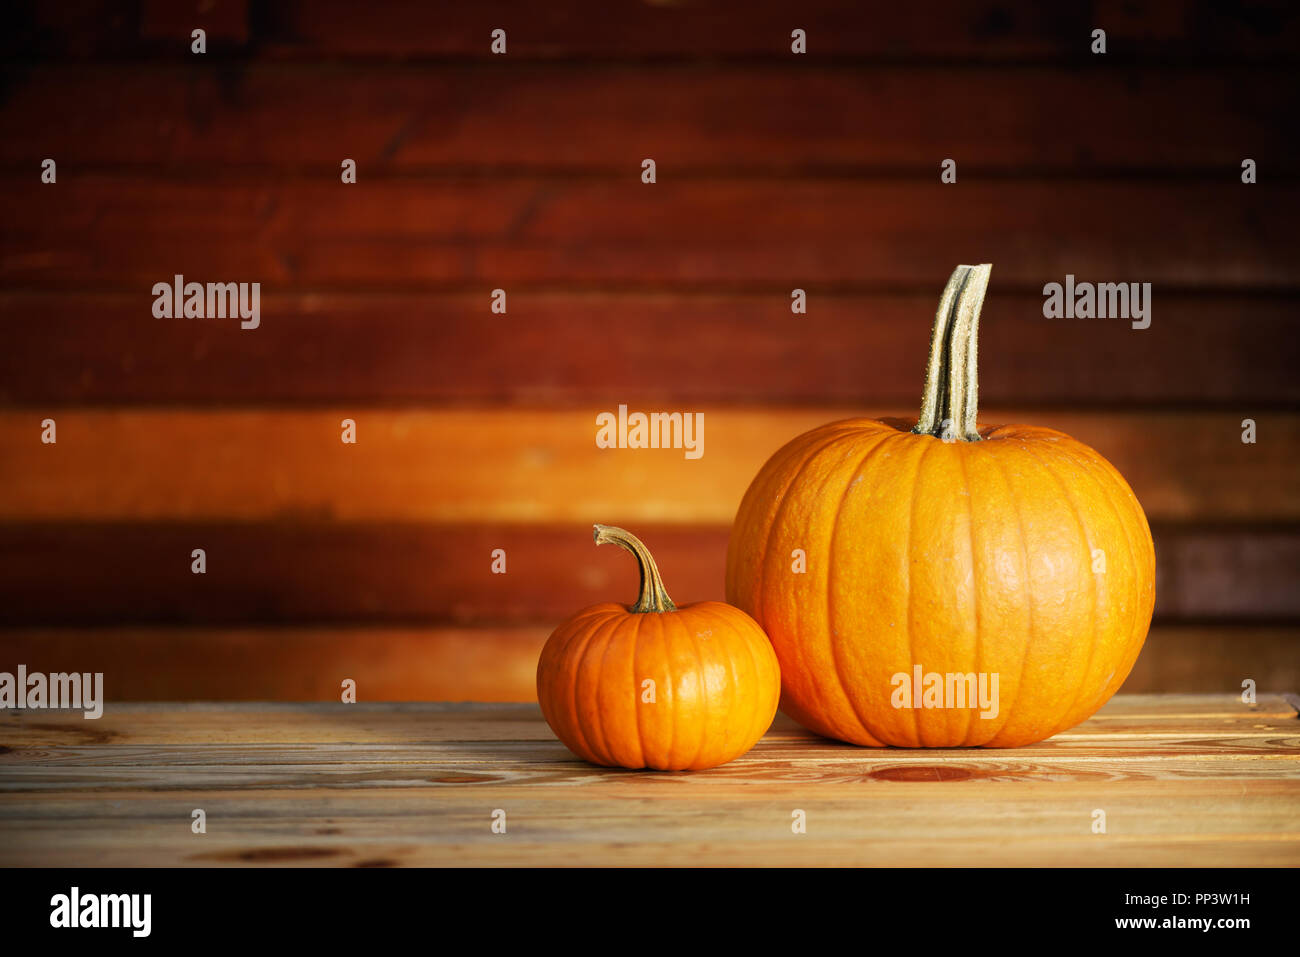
[
  {"left": 727, "top": 264, "right": 1157, "bottom": 749},
  {"left": 537, "top": 524, "right": 782, "bottom": 771}
]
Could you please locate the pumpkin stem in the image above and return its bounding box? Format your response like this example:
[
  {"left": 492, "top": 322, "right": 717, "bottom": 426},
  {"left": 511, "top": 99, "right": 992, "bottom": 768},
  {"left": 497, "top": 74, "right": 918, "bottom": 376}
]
[
  {"left": 914, "top": 263, "right": 992, "bottom": 443},
  {"left": 593, "top": 524, "right": 677, "bottom": 614}
]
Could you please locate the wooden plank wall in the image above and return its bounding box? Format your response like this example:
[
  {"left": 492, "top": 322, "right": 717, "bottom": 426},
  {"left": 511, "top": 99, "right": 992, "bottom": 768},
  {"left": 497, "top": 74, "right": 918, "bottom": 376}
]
[{"left": 1, "top": 0, "right": 1297, "bottom": 701}]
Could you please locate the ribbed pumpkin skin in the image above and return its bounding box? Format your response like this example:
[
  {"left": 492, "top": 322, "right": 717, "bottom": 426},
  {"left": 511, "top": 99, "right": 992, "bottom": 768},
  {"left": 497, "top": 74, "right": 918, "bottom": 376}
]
[
  {"left": 725, "top": 416, "right": 1155, "bottom": 748},
  {"left": 537, "top": 601, "right": 781, "bottom": 770}
]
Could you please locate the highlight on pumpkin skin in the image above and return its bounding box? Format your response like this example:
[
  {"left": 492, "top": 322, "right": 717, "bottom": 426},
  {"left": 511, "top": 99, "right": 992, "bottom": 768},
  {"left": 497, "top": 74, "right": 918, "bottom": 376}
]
[
  {"left": 536, "top": 524, "right": 781, "bottom": 771},
  {"left": 725, "top": 263, "right": 1156, "bottom": 749}
]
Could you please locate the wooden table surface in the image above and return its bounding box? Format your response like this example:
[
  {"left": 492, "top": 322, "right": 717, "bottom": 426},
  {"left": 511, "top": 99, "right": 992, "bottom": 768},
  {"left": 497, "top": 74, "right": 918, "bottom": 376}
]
[{"left": 2, "top": 694, "right": 1297, "bottom": 867}]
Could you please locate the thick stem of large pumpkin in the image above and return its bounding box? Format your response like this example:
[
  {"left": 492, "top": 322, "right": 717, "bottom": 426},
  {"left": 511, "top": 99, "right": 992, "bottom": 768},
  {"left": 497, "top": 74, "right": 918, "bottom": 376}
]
[
  {"left": 593, "top": 524, "right": 677, "bottom": 614},
  {"left": 914, "top": 263, "right": 992, "bottom": 442}
]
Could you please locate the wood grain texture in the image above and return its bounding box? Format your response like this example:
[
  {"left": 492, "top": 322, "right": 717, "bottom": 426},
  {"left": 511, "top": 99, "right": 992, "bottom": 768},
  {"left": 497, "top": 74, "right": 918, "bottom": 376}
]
[
  {"left": 2, "top": 177, "right": 1292, "bottom": 286},
  {"left": 8, "top": 1, "right": 1296, "bottom": 62},
  {"left": 4, "top": 66, "right": 1295, "bottom": 172},
  {"left": 5, "top": 695, "right": 1296, "bottom": 745},
  {"left": 0, "top": 409, "right": 1292, "bottom": 522},
  {"left": 3, "top": 290, "right": 1296, "bottom": 406},
  {"left": 0, "top": 522, "right": 1295, "bottom": 625},
  {"left": 0, "top": 625, "right": 1293, "bottom": 701},
  {"left": 1, "top": 696, "right": 1296, "bottom": 866}
]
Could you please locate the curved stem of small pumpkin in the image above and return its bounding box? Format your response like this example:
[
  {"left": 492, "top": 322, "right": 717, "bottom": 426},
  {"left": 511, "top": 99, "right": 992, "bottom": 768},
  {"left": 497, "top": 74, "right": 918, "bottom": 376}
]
[
  {"left": 914, "top": 263, "right": 992, "bottom": 443},
  {"left": 593, "top": 524, "right": 676, "bottom": 614}
]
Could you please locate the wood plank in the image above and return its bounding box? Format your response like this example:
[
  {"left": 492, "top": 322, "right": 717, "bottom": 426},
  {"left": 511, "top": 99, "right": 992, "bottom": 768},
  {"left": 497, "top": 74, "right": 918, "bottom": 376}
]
[
  {"left": 2, "top": 177, "right": 1292, "bottom": 286},
  {"left": 0, "top": 409, "right": 1293, "bottom": 522},
  {"left": 1154, "top": 526, "right": 1300, "bottom": 620},
  {"left": 1124, "top": 626, "right": 1300, "bottom": 693},
  {"left": 0, "top": 625, "right": 1294, "bottom": 702},
  {"left": 0, "top": 702, "right": 567, "bottom": 746},
  {"left": 4, "top": 696, "right": 1296, "bottom": 746},
  {"left": 4, "top": 746, "right": 1300, "bottom": 791},
  {"left": 0, "top": 626, "right": 551, "bottom": 702},
  {"left": 3, "top": 290, "right": 1296, "bottom": 405},
  {"left": 0, "top": 696, "right": 1295, "bottom": 867},
  {"left": 7, "top": 830, "right": 1298, "bottom": 867},
  {"left": 4, "top": 704, "right": 1296, "bottom": 757},
  {"left": 2, "top": 810, "right": 1297, "bottom": 867},
  {"left": 0, "top": 522, "right": 1294, "bottom": 624},
  {"left": 4, "top": 66, "right": 1295, "bottom": 172},
  {"left": 8, "top": 1, "right": 1296, "bottom": 62}
]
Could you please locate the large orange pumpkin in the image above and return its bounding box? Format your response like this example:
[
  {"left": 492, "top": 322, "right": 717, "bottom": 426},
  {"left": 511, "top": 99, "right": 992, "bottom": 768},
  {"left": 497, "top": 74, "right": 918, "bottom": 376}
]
[
  {"left": 538, "top": 525, "right": 781, "bottom": 770},
  {"left": 725, "top": 264, "right": 1155, "bottom": 748}
]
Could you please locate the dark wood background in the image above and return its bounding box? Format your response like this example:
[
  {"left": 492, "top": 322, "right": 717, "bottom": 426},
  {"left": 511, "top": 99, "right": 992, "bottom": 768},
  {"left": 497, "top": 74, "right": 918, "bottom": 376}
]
[{"left": 1, "top": 0, "right": 1297, "bottom": 700}]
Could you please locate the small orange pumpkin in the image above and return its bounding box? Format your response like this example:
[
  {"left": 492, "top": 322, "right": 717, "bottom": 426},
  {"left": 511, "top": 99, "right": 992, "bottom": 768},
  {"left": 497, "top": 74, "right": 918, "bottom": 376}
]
[
  {"left": 537, "top": 524, "right": 781, "bottom": 770},
  {"left": 726, "top": 264, "right": 1155, "bottom": 748}
]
